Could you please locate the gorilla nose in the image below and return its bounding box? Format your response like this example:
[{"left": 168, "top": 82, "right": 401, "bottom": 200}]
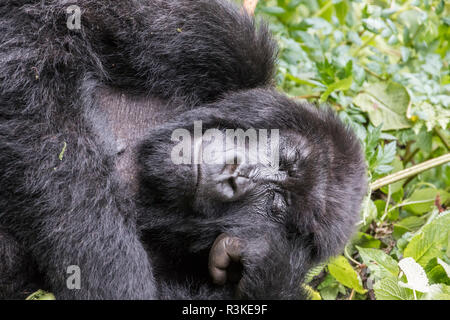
[{"left": 214, "top": 173, "right": 251, "bottom": 201}]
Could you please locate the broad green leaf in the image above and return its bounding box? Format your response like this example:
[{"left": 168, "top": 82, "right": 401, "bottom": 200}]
[
  {"left": 398, "top": 257, "right": 430, "bottom": 293},
  {"left": 319, "top": 286, "right": 340, "bottom": 300},
  {"left": 404, "top": 212, "right": 450, "bottom": 267},
  {"left": 437, "top": 258, "right": 450, "bottom": 278},
  {"left": 373, "top": 277, "right": 414, "bottom": 300},
  {"left": 328, "top": 256, "right": 366, "bottom": 294},
  {"left": 404, "top": 188, "right": 450, "bottom": 215},
  {"left": 317, "top": 274, "right": 346, "bottom": 300},
  {"left": 353, "top": 82, "right": 411, "bottom": 131},
  {"left": 357, "top": 246, "right": 399, "bottom": 280},
  {"left": 352, "top": 232, "right": 381, "bottom": 249},
  {"left": 393, "top": 216, "right": 426, "bottom": 239},
  {"left": 425, "top": 258, "right": 450, "bottom": 285}
]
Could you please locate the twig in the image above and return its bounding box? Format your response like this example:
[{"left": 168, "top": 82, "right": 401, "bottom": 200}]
[
  {"left": 348, "top": 289, "right": 355, "bottom": 300},
  {"left": 361, "top": 65, "right": 385, "bottom": 81},
  {"left": 243, "top": 0, "right": 258, "bottom": 14},
  {"left": 403, "top": 148, "right": 419, "bottom": 165},
  {"left": 296, "top": 93, "right": 321, "bottom": 99},
  {"left": 354, "top": 34, "right": 377, "bottom": 56},
  {"left": 371, "top": 153, "right": 450, "bottom": 191}
]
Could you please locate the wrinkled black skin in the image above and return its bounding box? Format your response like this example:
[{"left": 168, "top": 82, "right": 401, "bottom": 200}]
[{"left": 0, "top": 0, "right": 367, "bottom": 300}]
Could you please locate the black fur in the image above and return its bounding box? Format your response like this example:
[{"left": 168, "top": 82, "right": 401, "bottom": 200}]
[
  {"left": 137, "top": 89, "right": 367, "bottom": 299},
  {"left": 0, "top": 0, "right": 366, "bottom": 300}
]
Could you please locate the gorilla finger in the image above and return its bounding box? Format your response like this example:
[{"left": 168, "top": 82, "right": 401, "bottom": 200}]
[
  {"left": 208, "top": 233, "right": 243, "bottom": 284},
  {"left": 209, "top": 266, "right": 227, "bottom": 285}
]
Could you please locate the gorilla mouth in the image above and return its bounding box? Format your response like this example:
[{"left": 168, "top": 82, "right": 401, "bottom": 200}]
[{"left": 208, "top": 233, "right": 244, "bottom": 285}]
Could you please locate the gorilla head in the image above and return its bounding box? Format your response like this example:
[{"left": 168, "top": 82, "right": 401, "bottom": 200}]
[{"left": 138, "top": 89, "right": 367, "bottom": 299}]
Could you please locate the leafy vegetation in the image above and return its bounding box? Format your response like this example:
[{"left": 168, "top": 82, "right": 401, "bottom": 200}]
[{"left": 250, "top": 0, "right": 450, "bottom": 300}]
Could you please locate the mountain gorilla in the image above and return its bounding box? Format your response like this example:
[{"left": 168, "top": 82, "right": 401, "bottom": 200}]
[{"left": 0, "top": 0, "right": 367, "bottom": 299}]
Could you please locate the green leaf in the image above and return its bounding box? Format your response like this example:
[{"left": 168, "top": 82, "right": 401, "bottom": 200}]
[
  {"left": 393, "top": 216, "right": 426, "bottom": 239},
  {"left": 404, "top": 212, "right": 450, "bottom": 267},
  {"left": 317, "top": 273, "right": 346, "bottom": 300},
  {"left": 353, "top": 82, "right": 411, "bottom": 131},
  {"left": 373, "top": 277, "right": 415, "bottom": 300},
  {"left": 320, "top": 76, "right": 352, "bottom": 102},
  {"left": 328, "top": 256, "right": 367, "bottom": 294},
  {"left": 304, "top": 262, "right": 326, "bottom": 283},
  {"left": 26, "top": 290, "right": 56, "bottom": 300},
  {"left": 425, "top": 258, "right": 450, "bottom": 285},
  {"left": 404, "top": 188, "right": 450, "bottom": 215},
  {"left": 362, "top": 17, "right": 386, "bottom": 34},
  {"left": 357, "top": 246, "right": 399, "bottom": 280},
  {"left": 319, "top": 286, "right": 340, "bottom": 300},
  {"left": 303, "top": 284, "right": 322, "bottom": 300},
  {"left": 352, "top": 232, "right": 381, "bottom": 249},
  {"left": 436, "top": 0, "right": 445, "bottom": 15}
]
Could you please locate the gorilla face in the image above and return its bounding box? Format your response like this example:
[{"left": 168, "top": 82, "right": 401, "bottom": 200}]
[{"left": 138, "top": 89, "right": 367, "bottom": 297}]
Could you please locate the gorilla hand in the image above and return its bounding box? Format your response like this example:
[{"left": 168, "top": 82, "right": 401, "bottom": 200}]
[{"left": 208, "top": 233, "right": 244, "bottom": 285}]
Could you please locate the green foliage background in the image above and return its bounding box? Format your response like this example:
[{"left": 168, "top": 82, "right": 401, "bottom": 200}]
[{"left": 248, "top": 0, "right": 450, "bottom": 300}]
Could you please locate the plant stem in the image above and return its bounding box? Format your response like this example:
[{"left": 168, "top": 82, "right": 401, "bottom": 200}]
[
  {"left": 313, "top": 0, "right": 333, "bottom": 18},
  {"left": 296, "top": 93, "right": 321, "bottom": 99},
  {"left": 362, "top": 65, "right": 385, "bottom": 80},
  {"left": 403, "top": 147, "right": 419, "bottom": 165},
  {"left": 371, "top": 153, "right": 450, "bottom": 191},
  {"left": 354, "top": 34, "right": 377, "bottom": 56},
  {"left": 348, "top": 289, "right": 355, "bottom": 300},
  {"left": 435, "top": 128, "right": 450, "bottom": 151}
]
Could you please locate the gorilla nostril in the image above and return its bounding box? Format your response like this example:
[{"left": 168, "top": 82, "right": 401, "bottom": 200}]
[{"left": 228, "top": 177, "right": 237, "bottom": 193}]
